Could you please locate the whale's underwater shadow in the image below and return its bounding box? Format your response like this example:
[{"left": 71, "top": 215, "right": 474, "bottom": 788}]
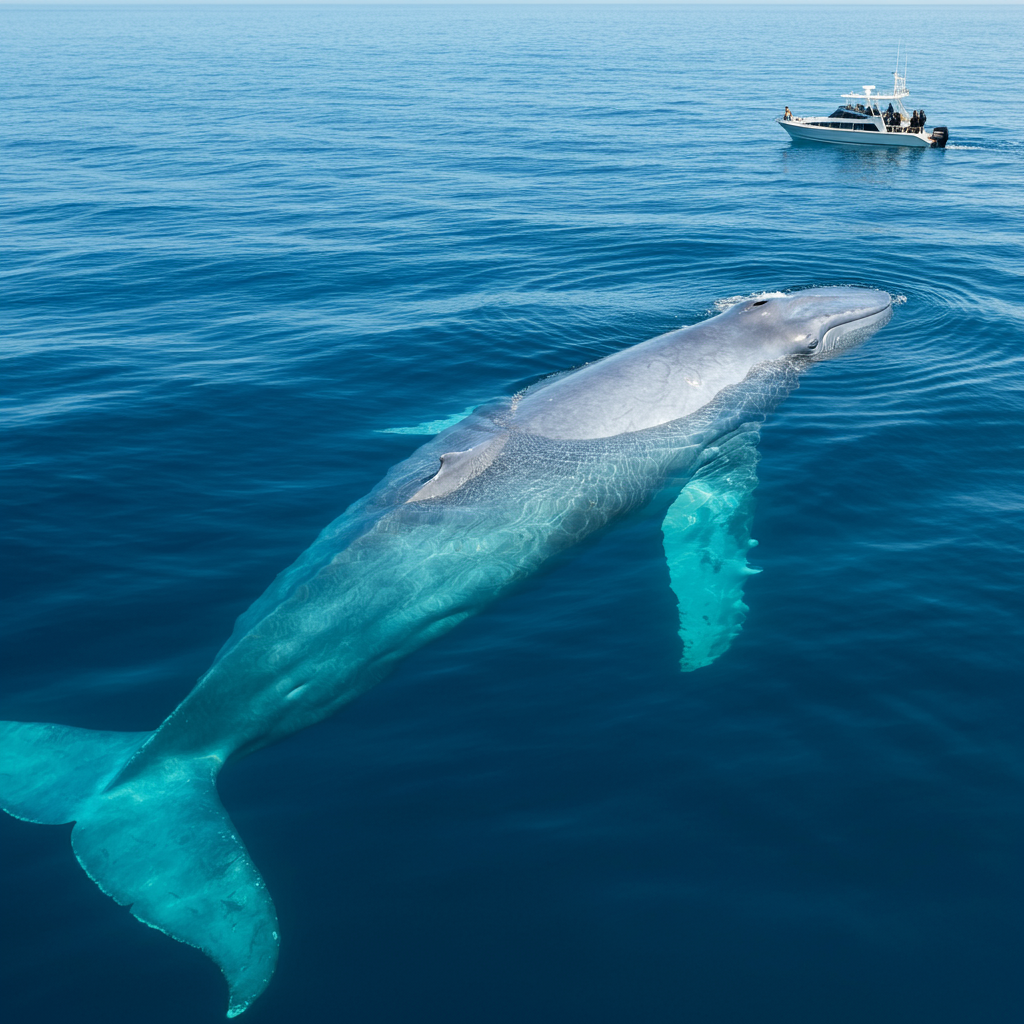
[{"left": 0, "top": 287, "right": 893, "bottom": 1016}]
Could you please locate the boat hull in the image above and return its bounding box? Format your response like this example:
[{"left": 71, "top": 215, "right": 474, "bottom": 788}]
[{"left": 778, "top": 119, "right": 932, "bottom": 148}]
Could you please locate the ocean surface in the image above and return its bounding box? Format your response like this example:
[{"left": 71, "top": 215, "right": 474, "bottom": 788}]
[{"left": 2, "top": 5, "right": 1022, "bottom": 1023}]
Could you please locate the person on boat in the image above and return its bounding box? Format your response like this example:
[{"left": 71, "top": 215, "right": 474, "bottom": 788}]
[
  {"left": 919, "top": 109, "right": 927, "bottom": 128},
  {"left": 784, "top": 106, "right": 792, "bottom": 121},
  {"left": 910, "top": 110, "right": 920, "bottom": 130}
]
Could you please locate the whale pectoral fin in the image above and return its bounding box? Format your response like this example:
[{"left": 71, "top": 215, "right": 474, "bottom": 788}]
[
  {"left": 407, "top": 434, "right": 507, "bottom": 502},
  {"left": 0, "top": 721, "right": 279, "bottom": 1018},
  {"left": 662, "top": 439, "right": 761, "bottom": 672},
  {"left": 379, "top": 405, "right": 479, "bottom": 435}
]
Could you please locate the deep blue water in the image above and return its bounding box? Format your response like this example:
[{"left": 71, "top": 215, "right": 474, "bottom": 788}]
[{"left": 2, "top": 5, "right": 1023, "bottom": 1023}]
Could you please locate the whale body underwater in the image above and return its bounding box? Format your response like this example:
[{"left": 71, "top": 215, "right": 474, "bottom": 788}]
[{"left": 1, "top": 287, "right": 892, "bottom": 1016}]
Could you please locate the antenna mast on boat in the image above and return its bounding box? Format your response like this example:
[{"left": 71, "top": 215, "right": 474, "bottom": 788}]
[{"left": 892, "top": 40, "right": 909, "bottom": 100}]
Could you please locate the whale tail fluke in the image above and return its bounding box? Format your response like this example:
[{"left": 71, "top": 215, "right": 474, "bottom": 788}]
[
  {"left": 0, "top": 720, "right": 150, "bottom": 824},
  {"left": 0, "top": 720, "right": 279, "bottom": 1018}
]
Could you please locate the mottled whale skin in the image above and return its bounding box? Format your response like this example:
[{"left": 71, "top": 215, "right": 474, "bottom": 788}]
[{"left": 0, "top": 287, "right": 891, "bottom": 1017}]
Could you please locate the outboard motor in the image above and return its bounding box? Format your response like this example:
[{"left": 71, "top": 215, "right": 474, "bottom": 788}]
[{"left": 930, "top": 126, "right": 949, "bottom": 148}]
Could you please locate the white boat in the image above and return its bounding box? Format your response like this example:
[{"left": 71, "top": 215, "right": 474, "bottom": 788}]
[{"left": 777, "top": 62, "right": 948, "bottom": 149}]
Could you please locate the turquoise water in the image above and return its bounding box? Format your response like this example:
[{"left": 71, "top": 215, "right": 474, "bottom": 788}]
[{"left": 2, "top": 5, "right": 1022, "bottom": 1023}]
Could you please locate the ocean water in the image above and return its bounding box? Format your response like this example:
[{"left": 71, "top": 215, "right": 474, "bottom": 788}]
[{"left": 2, "top": 5, "right": 1022, "bottom": 1023}]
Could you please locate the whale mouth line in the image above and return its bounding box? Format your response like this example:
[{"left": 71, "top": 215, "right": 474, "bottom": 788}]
[
  {"left": 833, "top": 302, "right": 892, "bottom": 328},
  {"left": 818, "top": 299, "right": 893, "bottom": 354}
]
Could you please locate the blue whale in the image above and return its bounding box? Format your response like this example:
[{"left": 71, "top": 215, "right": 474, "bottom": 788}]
[{"left": 0, "top": 287, "right": 892, "bottom": 1016}]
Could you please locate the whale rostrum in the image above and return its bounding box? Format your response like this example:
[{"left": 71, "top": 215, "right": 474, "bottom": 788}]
[{"left": 0, "top": 287, "right": 892, "bottom": 1016}]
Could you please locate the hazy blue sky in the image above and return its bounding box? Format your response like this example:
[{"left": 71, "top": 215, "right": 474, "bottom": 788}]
[{"left": 3, "top": 1, "right": 1021, "bottom": 6}]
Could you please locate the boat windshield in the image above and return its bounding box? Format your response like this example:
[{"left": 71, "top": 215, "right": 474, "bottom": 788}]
[{"left": 828, "top": 106, "right": 879, "bottom": 119}]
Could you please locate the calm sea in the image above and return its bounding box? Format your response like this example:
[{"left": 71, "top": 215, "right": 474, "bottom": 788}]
[{"left": 2, "top": 5, "right": 1022, "bottom": 1023}]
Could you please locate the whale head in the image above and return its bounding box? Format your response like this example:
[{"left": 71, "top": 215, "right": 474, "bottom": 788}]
[{"left": 727, "top": 287, "right": 893, "bottom": 359}]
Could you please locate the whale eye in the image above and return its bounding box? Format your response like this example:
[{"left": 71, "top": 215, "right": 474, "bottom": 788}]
[{"left": 807, "top": 338, "right": 819, "bottom": 349}]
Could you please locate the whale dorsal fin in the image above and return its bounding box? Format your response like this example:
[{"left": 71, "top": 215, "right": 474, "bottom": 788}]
[
  {"left": 662, "top": 433, "right": 761, "bottom": 672},
  {"left": 407, "top": 434, "right": 507, "bottom": 502}
]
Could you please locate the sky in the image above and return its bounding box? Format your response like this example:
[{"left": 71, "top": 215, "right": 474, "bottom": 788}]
[{"left": 2, "top": 1, "right": 1021, "bottom": 6}]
